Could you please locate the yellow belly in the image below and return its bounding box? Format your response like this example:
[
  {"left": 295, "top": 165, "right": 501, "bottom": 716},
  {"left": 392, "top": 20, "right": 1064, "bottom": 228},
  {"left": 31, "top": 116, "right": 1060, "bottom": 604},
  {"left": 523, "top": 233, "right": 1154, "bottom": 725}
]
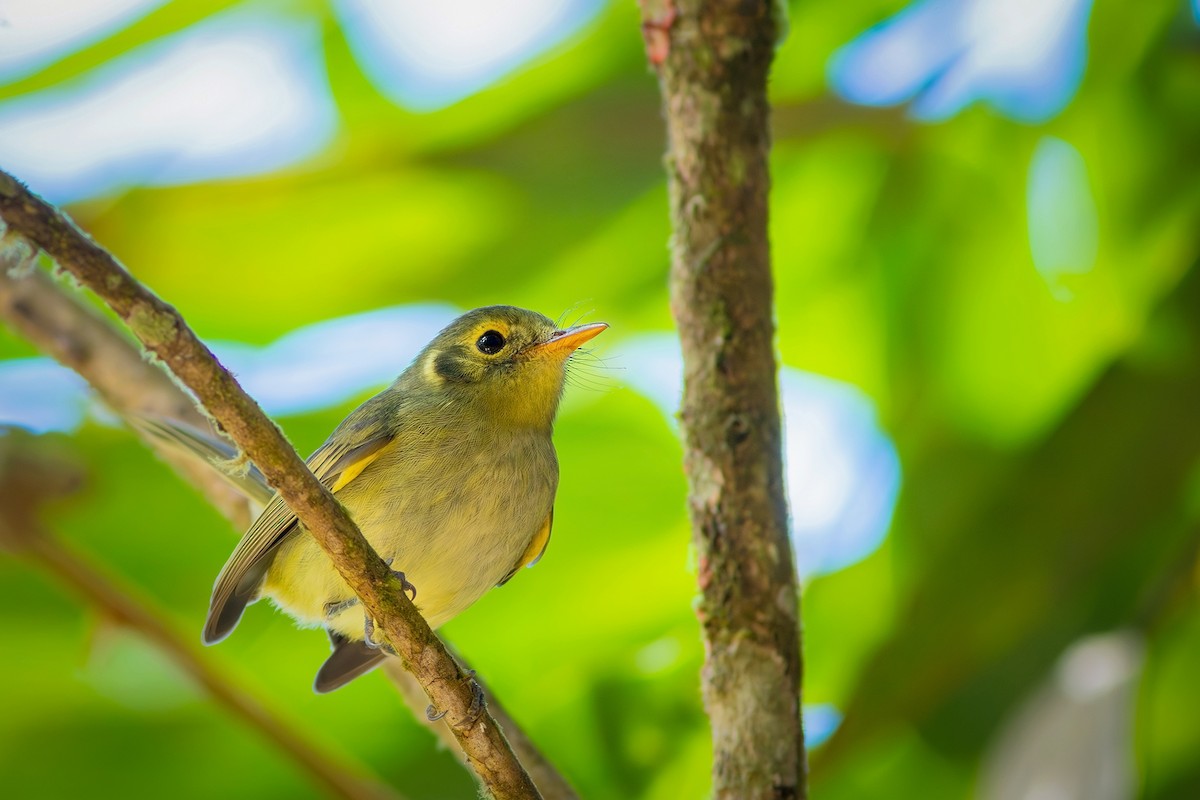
[{"left": 261, "top": 433, "right": 556, "bottom": 639}]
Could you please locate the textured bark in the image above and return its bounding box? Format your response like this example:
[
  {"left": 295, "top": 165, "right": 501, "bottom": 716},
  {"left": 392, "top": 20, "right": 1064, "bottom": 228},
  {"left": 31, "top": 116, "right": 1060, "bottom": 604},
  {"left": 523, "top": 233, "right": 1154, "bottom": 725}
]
[
  {"left": 640, "top": 2, "right": 807, "bottom": 798},
  {"left": 0, "top": 255, "right": 577, "bottom": 800},
  {"left": 382, "top": 662, "right": 579, "bottom": 800},
  {"left": 0, "top": 171, "right": 540, "bottom": 800},
  {"left": 0, "top": 434, "right": 397, "bottom": 800}
]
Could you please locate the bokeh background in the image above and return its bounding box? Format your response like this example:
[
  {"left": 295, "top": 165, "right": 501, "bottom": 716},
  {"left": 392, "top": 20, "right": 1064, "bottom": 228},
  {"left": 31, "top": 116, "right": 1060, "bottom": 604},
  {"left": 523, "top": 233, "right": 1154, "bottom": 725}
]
[{"left": 1, "top": 1, "right": 1199, "bottom": 798}]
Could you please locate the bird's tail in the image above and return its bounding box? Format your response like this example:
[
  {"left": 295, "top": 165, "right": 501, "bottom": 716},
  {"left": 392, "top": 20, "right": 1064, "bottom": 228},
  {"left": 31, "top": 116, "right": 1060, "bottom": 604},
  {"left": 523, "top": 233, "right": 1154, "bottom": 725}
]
[
  {"left": 128, "top": 414, "right": 273, "bottom": 506},
  {"left": 315, "top": 631, "right": 388, "bottom": 693}
]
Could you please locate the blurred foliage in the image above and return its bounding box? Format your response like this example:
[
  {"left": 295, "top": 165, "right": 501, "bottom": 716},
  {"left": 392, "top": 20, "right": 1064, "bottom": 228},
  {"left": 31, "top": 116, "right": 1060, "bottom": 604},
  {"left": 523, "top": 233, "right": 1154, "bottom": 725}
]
[{"left": 2, "top": 1, "right": 1200, "bottom": 799}]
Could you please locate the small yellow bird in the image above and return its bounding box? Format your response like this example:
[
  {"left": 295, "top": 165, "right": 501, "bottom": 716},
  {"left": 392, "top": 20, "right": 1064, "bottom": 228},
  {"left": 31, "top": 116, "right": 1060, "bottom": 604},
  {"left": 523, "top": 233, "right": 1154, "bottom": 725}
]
[{"left": 144, "top": 306, "right": 605, "bottom": 691}]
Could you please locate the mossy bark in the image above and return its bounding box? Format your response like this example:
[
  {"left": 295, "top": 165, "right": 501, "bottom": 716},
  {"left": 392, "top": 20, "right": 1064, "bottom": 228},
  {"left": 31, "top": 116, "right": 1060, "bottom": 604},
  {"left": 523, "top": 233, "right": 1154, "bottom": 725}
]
[{"left": 642, "top": 2, "right": 807, "bottom": 798}]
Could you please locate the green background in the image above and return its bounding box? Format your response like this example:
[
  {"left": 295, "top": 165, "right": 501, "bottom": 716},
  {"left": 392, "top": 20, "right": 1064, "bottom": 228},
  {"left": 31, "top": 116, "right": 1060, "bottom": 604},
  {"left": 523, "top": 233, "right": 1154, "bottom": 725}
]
[{"left": 2, "top": 1, "right": 1199, "bottom": 798}]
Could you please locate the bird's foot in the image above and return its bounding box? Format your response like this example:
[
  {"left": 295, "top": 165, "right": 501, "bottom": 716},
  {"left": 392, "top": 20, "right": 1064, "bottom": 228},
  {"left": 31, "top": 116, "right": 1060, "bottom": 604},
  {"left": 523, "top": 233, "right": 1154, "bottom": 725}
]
[
  {"left": 363, "top": 616, "right": 396, "bottom": 656},
  {"left": 426, "top": 670, "right": 486, "bottom": 724},
  {"left": 384, "top": 557, "right": 417, "bottom": 601},
  {"left": 358, "top": 557, "right": 415, "bottom": 656},
  {"left": 393, "top": 571, "right": 417, "bottom": 602},
  {"left": 322, "top": 597, "right": 359, "bottom": 619}
]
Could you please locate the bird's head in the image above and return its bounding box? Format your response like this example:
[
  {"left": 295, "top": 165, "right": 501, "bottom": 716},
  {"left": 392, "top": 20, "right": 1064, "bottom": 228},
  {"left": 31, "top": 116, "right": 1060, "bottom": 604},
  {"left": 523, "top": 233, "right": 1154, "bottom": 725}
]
[{"left": 407, "top": 306, "right": 607, "bottom": 429}]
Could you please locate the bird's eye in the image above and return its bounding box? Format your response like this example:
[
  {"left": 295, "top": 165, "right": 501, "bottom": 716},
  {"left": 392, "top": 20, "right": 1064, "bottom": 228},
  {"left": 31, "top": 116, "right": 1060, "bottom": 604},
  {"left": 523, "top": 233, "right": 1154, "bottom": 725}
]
[{"left": 476, "top": 330, "right": 506, "bottom": 355}]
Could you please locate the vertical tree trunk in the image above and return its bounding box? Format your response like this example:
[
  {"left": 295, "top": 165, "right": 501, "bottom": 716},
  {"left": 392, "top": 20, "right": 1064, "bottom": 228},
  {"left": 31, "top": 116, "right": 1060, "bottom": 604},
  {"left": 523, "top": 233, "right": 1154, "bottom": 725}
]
[{"left": 641, "top": 2, "right": 806, "bottom": 798}]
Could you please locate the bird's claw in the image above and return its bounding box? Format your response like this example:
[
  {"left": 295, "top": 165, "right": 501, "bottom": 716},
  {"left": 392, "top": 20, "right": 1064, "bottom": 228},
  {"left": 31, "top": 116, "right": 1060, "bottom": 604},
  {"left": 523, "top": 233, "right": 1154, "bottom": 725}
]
[
  {"left": 323, "top": 597, "right": 359, "bottom": 619},
  {"left": 360, "top": 557, "right": 414, "bottom": 656},
  {"left": 394, "top": 571, "right": 417, "bottom": 602},
  {"left": 363, "top": 616, "right": 396, "bottom": 655},
  {"left": 384, "top": 557, "right": 417, "bottom": 601},
  {"left": 424, "top": 671, "right": 485, "bottom": 724}
]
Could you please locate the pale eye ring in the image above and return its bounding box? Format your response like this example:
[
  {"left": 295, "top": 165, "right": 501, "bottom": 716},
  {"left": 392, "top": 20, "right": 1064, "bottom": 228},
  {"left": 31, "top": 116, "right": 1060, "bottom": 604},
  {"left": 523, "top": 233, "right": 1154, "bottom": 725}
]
[{"left": 476, "top": 330, "right": 506, "bottom": 355}]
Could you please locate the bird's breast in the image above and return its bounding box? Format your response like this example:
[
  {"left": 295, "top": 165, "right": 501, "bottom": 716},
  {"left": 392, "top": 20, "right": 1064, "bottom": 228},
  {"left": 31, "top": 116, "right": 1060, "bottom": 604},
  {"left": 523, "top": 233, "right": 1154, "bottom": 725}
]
[{"left": 264, "top": 428, "right": 558, "bottom": 635}]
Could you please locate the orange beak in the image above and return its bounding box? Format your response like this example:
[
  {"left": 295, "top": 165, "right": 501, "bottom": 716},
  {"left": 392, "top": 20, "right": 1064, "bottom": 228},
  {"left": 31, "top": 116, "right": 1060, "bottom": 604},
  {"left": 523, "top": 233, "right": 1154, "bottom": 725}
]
[{"left": 528, "top": 322, "right": 608, "bottom": 358}]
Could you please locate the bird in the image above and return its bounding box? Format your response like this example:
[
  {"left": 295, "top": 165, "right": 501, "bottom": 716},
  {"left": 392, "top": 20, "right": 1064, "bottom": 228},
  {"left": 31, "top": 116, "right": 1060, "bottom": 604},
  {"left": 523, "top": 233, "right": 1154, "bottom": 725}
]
[{"left": 138, "top": 306, "right": 605, "bottom": 692}]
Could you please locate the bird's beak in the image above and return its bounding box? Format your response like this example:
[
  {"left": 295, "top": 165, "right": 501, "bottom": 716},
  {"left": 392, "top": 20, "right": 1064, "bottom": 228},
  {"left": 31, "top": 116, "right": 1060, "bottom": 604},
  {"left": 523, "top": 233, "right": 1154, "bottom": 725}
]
[{"left": 528, "top": 322, "right": 608, "bottom": 358}]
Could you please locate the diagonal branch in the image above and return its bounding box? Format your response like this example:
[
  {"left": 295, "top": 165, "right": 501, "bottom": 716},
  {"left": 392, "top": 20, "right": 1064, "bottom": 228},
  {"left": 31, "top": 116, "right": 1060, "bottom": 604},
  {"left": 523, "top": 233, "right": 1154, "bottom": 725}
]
[
  {"left": 640, "top": 1, "right": 807, "bottom": 798},
  {"left": 0, "top": 171, "right": 540, "bottom": 800},
  {"left": 0, "top": 257, "right": 578, "bottom": 800},
  {"left": 0, "top": 433, "right": 396, "bottom": 800},
  {"left": 380, "top": 662, "right": 576, "bottom": 800}
]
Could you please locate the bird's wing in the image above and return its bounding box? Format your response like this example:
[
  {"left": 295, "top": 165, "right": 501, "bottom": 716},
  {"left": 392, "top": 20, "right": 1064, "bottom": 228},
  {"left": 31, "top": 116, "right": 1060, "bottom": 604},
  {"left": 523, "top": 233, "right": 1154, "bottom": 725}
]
[
  {"left": 498, "top": 507, "right": 554, "bottom": 587},
  {"left": 203, "top": 411, "right": 395, "bottom": 644}
]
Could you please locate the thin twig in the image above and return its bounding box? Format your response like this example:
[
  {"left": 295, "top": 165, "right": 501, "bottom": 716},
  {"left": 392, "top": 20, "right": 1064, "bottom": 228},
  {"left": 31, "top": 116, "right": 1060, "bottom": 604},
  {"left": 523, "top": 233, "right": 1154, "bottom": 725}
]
[
  {"left": 0, "top": 171, "right": 540, "bottom": 799},
  {"left": 0, "top": 434, "right": 396, "bottom": 800}
]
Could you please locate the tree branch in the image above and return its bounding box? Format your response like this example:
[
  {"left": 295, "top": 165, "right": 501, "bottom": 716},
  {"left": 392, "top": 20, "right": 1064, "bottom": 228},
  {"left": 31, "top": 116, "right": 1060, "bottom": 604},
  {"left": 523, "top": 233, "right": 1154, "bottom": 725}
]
[
  {"left": 381, "top": 662, "right": 578, "bottom": 800},
  {"left": 0, "top": 171, "right": 540, "bottom": 799},
  {"left": 0, "top": 433, "right": 396, "bottom": 800},
  {"left": 640, "top": 2, "right": 807, "bottom": 798},
  {"left": 0, "top": 254, "right": 578, "bottom": 800}
]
